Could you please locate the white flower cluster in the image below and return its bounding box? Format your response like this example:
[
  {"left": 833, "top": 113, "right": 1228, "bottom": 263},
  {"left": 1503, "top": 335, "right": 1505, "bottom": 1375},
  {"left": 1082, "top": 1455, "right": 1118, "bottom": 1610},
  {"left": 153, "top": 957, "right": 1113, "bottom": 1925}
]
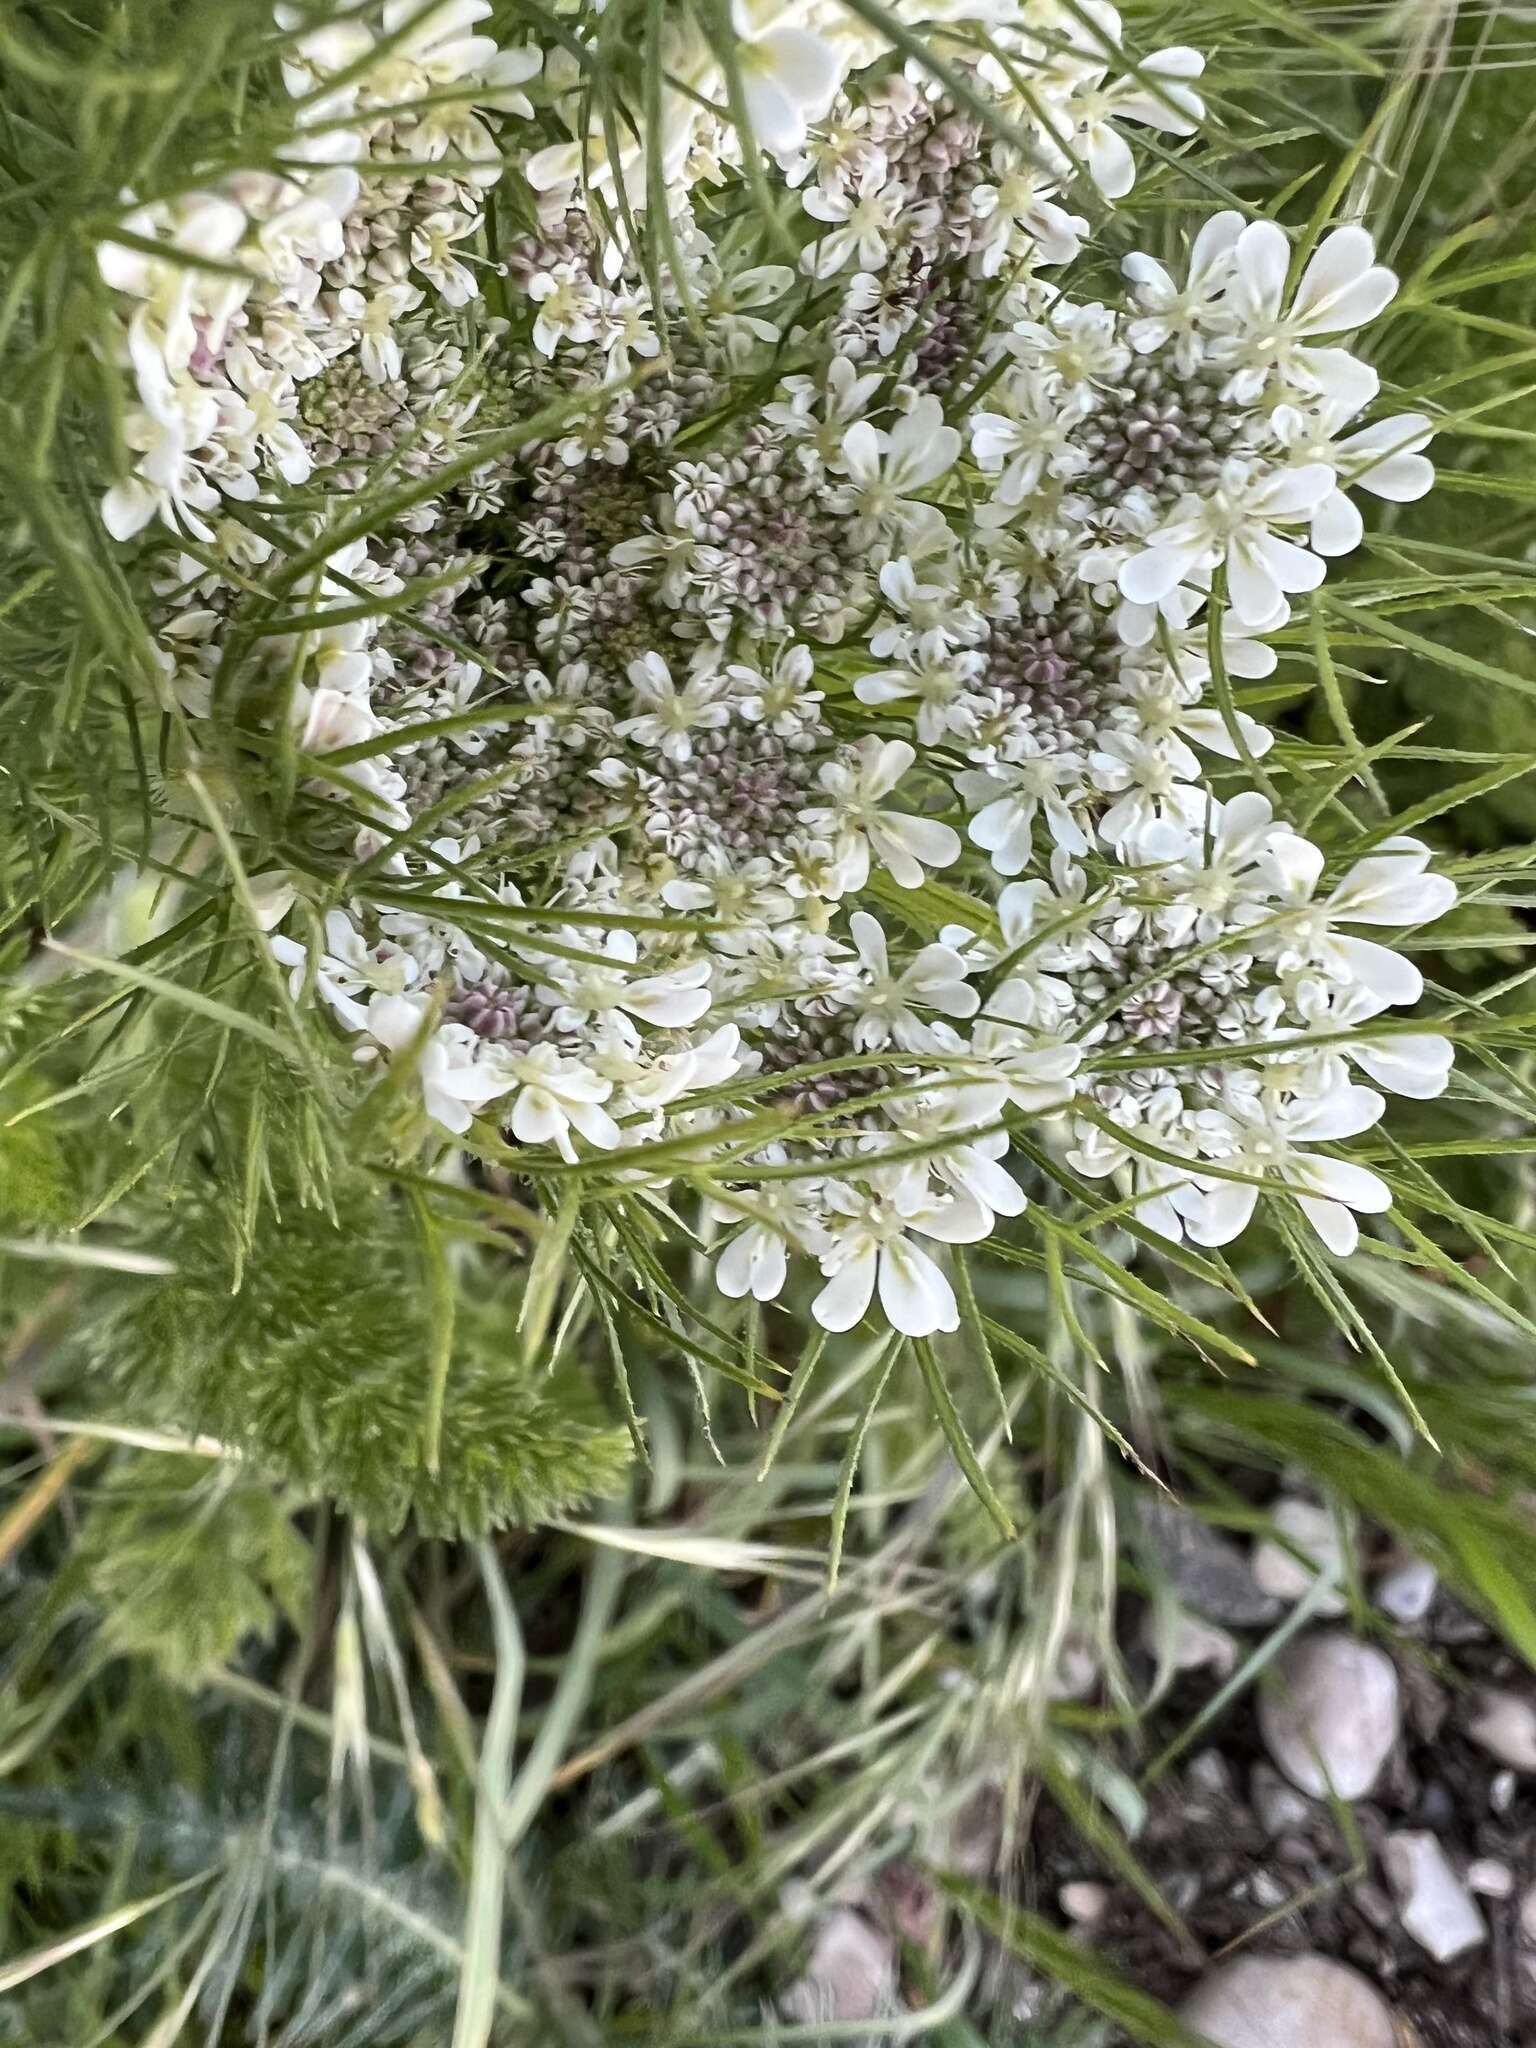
[{"left": 99, "top": 0, "right": 1456, "bottom": 1341}]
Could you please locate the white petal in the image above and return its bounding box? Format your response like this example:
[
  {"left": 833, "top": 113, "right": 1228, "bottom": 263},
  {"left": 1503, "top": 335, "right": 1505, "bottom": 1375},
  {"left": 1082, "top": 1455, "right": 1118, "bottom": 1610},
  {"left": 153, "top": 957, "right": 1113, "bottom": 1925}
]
[
  {"left": 1087, "top": 124, "right": 1136, "bottom": 199},
  {"left": 1285, "top": 1083, "right": 1385, "bottom": 1143},
  {"left": 755, "top": 24, "right": 839, "bottom": 106},
  {"left": 1119, "top": 543, "right": 1200, "bottom": 606},
  {"left": 873, "top": 812, "right": 960, "bottom": 886},
  {"left": 1295, "top": 1193, "right": 1359, "bottom": 1255},
  {"left": 1185, "top": 1180, "right": 1259, "bottom": 1247},
  {"left": 1179, "top": 707, "right": 1274, "bottom": 759},
  {"left": 739, "top": 71, "right": 804, "bottom": 153},
  {"left": 511, "top": 1088, "right": 564, "bottom": 1148},
  {"left": 720, "top": 1223, "right": 786, "bottom": 1302},
  {"left": 840, "top": 419, "right": 883, "bottom": 485},
  {"left": 622, "top": 980, "right": 713, "bottom": 1027},
  {"left": 1294, "top": 228, "right": 1397, "bottom": 333},
  {"left": 1234, "top": 219, "right": 1290, "bottom": 318},
  {"left": 1335, "top": 934, "right": 1424, "bottom": 1007},
  {"left": 1226, "top": 540, "right": 1282, "bottom": 625},
  {"left": 1358, "top": 450, "right": 1434, "bottom": 503},
  {"left": 1310, "top": 489, "right": 1363, "bottom": 558},
  {"left": 1266, "top": 829, "right": 1326, "bottom": 900},
  {"left": 566, "top": 1097, "right": 622, "bottom": 1150},
  {"left": 957, "top": 1150, "right": 1027, "bottom": 1218},
  {"left": 813, "top": 1245, "right": 878, "bottom": 1332},
  {"left": 1348, "top": 1033, "right": 1453, "bottom": 1100},
  {"left": 1330, "top": 844, "right": 1452, "bottom": 924},
  {"left": 877, "top": 1235, "right": 957, "bottom": 1336},
  {"left": 849, "top": 910, "right": 888, "bottom": 977},
  {"left": 102, "top": 477, "right": 157, "bottom": 541}
]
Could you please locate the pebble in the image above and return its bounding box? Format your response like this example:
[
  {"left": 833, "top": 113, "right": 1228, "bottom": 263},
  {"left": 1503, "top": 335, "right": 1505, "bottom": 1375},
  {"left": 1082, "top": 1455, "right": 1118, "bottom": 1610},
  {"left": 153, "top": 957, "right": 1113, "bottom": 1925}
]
[
  {"left": 1188, "top": 1748, "right": 1235, "bottom": 1799},
  {"left": 1415, "top": 1779, "right": 1456, "bottom": 1830},
  {"left": 779, "top": 1908, "right": 895, "bottom": 2026},
  {"left": 1139, "top": 1600, "right": 1238, "bottom": 1678},
  {"left": 1252, "top": 1499, "right": 1350, "bottom": 1616},
  {"left": 1047, "top": 1636, "right": 1098, "bottom": 1701},
  {"left": 1178, "top": 1954, "right": 1398, "bottom": 2048},
  {"left": 1136, "top": 1500, "right": 1284, "bottom": 1627},
  {"left": 1165, "top": 1871, "right": 1201, "bottom": 1912},
  {"left": 1059, "top": 1881, "right": 1110, "bottom": 1926},
  {"left": 1467, "top": 1688, "right": 1536, "bottom": 1773},
  {"left": 1258, "top": 1632, "right": 1401, "bottom": 1800},
  {"left": 1429, "top": 1590, "right": 1489, "bottom": 1645},
  {"left": 1520, "top": 1884, "right": 1536, "bottom": 1944},
  {"left": 1250, "top": 1762, "right": 1315, "bottom": 1837},
  {"left": 1467, "top": 1858, "right": 1514, "bottom": 1898},
  {"left": 1492, "top": 1768, "right": 1518, "bottom": 1815},
  {"left": 1375, "top": 1558, "right": 1438, "bottom": 1626},
  {"left": 1382, "top": 1831, "right": 1486, "bottom": 1962},
  {"left": 1350, "top": 1879, "right": 1396, "bottom": 1931}
]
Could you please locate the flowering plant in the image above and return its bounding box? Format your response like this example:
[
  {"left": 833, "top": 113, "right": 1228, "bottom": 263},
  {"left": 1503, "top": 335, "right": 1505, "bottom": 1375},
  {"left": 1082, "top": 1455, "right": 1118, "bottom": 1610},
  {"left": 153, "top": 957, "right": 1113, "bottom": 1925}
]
[
  {"left": 11, "top": 5, "right": 1536, "bottom": 2038},
  {"left": 84, "top": 0, "right": 1465, "bottom": 1382}
]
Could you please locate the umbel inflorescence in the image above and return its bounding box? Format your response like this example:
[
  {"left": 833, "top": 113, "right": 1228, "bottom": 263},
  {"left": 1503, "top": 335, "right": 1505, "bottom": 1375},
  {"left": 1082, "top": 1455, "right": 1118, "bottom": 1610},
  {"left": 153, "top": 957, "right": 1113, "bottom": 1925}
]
[{"left": 99, "top": 0, "right": 1455, "bottom": 1340}]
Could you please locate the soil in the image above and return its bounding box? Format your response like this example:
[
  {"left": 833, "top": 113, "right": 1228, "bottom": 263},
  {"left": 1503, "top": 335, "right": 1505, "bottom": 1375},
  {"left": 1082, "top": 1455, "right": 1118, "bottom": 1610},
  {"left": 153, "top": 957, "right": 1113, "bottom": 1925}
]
[{"left": 1026, "top": 1587, "right": 1536, "bottom": 2046}]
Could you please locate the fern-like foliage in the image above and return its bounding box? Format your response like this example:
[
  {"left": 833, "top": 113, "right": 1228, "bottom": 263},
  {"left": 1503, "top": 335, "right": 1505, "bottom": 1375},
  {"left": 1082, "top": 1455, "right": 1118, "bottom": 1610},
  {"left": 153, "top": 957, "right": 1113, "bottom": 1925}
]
[{"left": 81, "top": 1173, "right": 632, "bottom": 1537}]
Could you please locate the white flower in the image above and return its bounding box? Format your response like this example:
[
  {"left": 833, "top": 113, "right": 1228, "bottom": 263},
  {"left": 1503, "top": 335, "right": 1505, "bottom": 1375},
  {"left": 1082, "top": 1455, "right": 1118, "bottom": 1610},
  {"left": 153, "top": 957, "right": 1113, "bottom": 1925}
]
[
  {"left": 1089, "top": 732, "right": 1206, "bottom": 859},
  {"left": 704, "top": 262, "right": 795, "bottom": 364},
  {"left": 599, "top": 288, "right": 662, "bottom": 378},
  {"left": 1293, "top": 982, "right": 1454, "bottom": 1100},
  {"left": 729, "top": 643, "right": 823, "bottom": 733},
  {"left": 869, "top": 556, "right": 984, "bottom": 661},
  {"left": 811, "top": 1169, "right": 992, "bottom": 1337},
  {"left": 333, "top": 281, "right": 424, "bottom": 383},
  {"left": 493, "top": 1041, "right": 622, "bottom": 1160},
  {"left": 710, "top": 1172, "right": 824, "bottom": 1303},
  {"left": 971, "top": 367, "right": 1090, "bottom": 506},
  {"left": 717, "top": 1218, "right": 791, "bottom": 1302},
  {"left": 1011, "top": 302, "right": 1130, "bottom": 400},
  {"left": 273, "top": 909, "right": 417, "bottom": 1030},
  {"left": 97, "top": 192, "right": 250, "bottom": 388},
  {"left": 971, "top": 1019, "right": 1082, "bottom": 1112},
  {"left": 831, "top": 397, "right": 960, "bottom": 547},
  {"left": 855, "top": 634, "right": 985, "bottom": 747},
  {"left": 102, "top": 401, "right": 222, "bottom": 542},
  {"left": 1271, "top": 404, "right": 1436, "bottom": 557},
  {"left": 620, "top": 1023, "right": 742, "bottom": 1113},
  {"left": 1072, "top": 45, "right": 1206, "bottom": 200},
  {"left": 375, "top": 0, "right": 506, "bottom": 94},
  {"left": 252, "top": 168, "right": 359, "bottom": 290},
  {"left": 1265, "top": 833, "right": 1458, "bottom": 1008},
  {"left": 732, "top": 0, "right": 842, "bottom": 153},
  {"left": 895, "top": 1083, "right": 1027, "bottom": 1227},
  {"left": 801, "top": 159, "right": 903, "bottom": 276},
  {"left": 806, "top": 736, "right": 960, "bottom": 891},
  {"left": 616, "top": 652, "right": 730, "bottom": 763},
  {"left": 224, "top": 344, "right": 310, "bottom": 485},
  {"left": 410, "top": 210, "right": 482, "bottom": 306},
  {"left": 959, "top": 746, "right": 1091, "bottom": 870},
  {"left": 837, "top": 911, "right": 978, "bottom": 1052},
  {"left": 1118, "top": 459, "right": 1338, "bottom": 626},
  {"left": 527, "top": 261, "right": 601, "bottom": 356},
  {"left": 541, "top": 929, "right": 714, "bottom": 1034},
  {"left": 1155, "top": 789, "right": 1286, "bottom": 941},
  {"left": 362, "top": 993, "right": 516, "bottom": 1138},
  {"left": 1223, "top": 221, "right": 1398, "bottom": 406},
  {"left": 1123, "top": 210, "right": 1243, "bottom": 370},
  {"left": 970, "top": 157, "right": 1087, "bottom": 275},
  {"left": 1176, "top": 1081, "right": 1392, "bottom": 1256}
]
